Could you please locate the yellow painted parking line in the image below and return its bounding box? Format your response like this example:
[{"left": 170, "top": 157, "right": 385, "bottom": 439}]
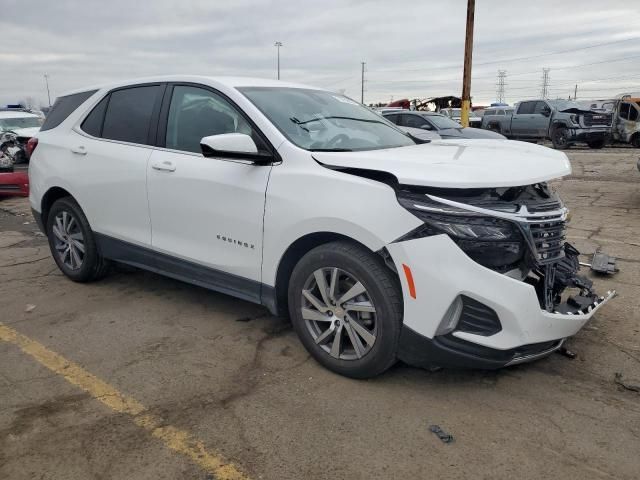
[{"left": 0, "top": 322, "right": 249, "bottom": 480}]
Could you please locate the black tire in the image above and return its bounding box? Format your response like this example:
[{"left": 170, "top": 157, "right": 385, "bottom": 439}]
[
  {"left": 631, "top": 134, "right": 640, "bottom": 148},
  {"left": 551, "top": 127, "right": 570, "bottom": 150},
  {"left": 288, "top": 241, "right": 403, "bottom": 379},
  {"left": 46, "top": 197, "right": 110, "bottom": 282},
  {"left": 587, "top": 139, "right": 606, "bottom": 149}
]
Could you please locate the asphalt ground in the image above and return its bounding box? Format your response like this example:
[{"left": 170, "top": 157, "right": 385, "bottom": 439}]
[{"left": 1, "top": 145, "right": 639, "bottom": 479}]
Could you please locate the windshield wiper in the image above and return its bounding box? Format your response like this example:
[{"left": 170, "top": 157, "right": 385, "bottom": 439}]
[
  {"left": 291, "top": 116, "right": 385, "bottom": 126},
  {"left": 309, "top": 147, "right": 353, "bottom": 152}
]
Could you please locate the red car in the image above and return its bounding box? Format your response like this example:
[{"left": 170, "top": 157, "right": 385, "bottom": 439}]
[{"left": 0, "top": 170, "right": 29, "bottom": 197}]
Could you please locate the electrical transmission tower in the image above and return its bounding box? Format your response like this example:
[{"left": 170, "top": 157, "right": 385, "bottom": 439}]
[
  {"left": 540, "top": 68, "right": 550, "bottom": 99},
  {"left": 496, "top": 70, "right": 507, "bottom": 103}
]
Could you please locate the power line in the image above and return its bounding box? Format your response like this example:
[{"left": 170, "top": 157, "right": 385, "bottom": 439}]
[{"left": 473, "top": 36, "right": 640, "bottom": 67}]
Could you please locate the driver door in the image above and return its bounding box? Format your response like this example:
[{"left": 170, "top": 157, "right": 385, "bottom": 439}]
[{"left": 146, "top": 84, "right": 273, "bottom": 296}]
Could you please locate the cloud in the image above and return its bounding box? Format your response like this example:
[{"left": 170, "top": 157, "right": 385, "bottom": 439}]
[{"left": 1, "top": 0, "right": 638, "bottom": 107}]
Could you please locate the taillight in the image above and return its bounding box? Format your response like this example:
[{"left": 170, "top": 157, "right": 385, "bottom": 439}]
[{"left": 25, "top": 137, "right": 38, "bottom": 158}]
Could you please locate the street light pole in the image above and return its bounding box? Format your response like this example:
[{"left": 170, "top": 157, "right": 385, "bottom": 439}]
[
  {"left": 460, "top": 0, "right": 475, "bottom": 128},
  {"left": 44, "top": 73, "right": 52, "bottom": 108},
  {"left": 274, "top": 41, "right": 283, "bottom": 80}
]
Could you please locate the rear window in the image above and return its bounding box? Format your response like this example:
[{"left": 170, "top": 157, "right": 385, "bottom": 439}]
[
  {"left": 40, "top": 90, "right": 97, "bottom": 131},
  {"left": 101, "top": 85, "right": 162, "bottom": 145}
]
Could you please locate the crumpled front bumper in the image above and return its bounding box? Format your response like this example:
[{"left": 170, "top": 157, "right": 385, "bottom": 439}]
[
  {"left": 386, "top": 234, "right": 615, "bottom": 369},
  {"left": 570, "top": 128, "right": 610, "bottom": 142}
]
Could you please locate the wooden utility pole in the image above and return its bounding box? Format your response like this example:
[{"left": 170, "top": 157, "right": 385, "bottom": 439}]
[
  {"left": 574, "top": 84, "right": 578, "bottom": 100},
  {"left": 461, "top": 0, "right": 475, "bottom": 127}
]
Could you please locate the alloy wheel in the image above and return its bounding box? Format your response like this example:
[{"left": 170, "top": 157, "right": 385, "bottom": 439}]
[
  {"left": 301, "top": 267, "right": 378, "bottom": 360},
  {"left": 52, "top": 211, "right": 85, "bottom": 270}
]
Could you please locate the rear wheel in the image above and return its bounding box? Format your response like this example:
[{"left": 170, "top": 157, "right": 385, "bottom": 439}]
[
  {"left": 551, "top": 127, "right": 570, "bottom": 150},
  {"left": 288, "top": 241, "right": 402, "bottom": 378},
  {"left": 587, "top": 139, "right": 606, "bottom": 149},
  {"left": 631, "top": 133, "right": 640, "bottom": 148},
  {"left": 46, "top": 197, "right": 110, "bottom": 282}
]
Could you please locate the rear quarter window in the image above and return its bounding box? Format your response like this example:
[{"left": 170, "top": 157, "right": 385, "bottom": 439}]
[{"left": 40, "top": 90, "right": 97, "bottom": 131}]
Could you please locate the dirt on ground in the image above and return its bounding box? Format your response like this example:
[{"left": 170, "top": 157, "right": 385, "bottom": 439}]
[{"left": 1, "top": 147, "right": 639, "bottom": 480}]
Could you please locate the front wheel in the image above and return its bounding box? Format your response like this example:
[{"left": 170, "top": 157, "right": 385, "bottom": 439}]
[
  {"left": 288, "top": 241, "right": 403, "bottom": 378},
  {"left": 551, "top": 127, "right": 570, "bottom": 150},
  {"left": 46, "top": 197, "right": 110, "bottom": 282}
]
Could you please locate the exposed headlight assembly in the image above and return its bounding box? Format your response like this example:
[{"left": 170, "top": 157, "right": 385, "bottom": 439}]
[{"left": 397, "top": 192, "right": 525, "bottom": 271}]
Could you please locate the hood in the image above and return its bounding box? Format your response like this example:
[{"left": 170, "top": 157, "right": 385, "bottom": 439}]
[
  {"left": 9, "top": 127, "right": 39, "bottom": 138},
  {"left": 559, "top": 107, "right": 598, "bottom": 115},
  {"left": 439, "top": 127, "right": 505, "bottom": 140},
  {"left": 312, "top": 139, "right": 571, "bottom": 188}
]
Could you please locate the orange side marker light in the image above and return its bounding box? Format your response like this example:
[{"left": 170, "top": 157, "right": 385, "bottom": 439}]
[{"left": 402, "top": 264, "right": 416, "bottom": 299}]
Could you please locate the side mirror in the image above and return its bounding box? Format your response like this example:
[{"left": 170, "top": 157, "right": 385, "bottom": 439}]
[
  {"left": 541, "top": 108, "right": 551, "bottom": 117},
  {"left": 420, "top": 124, "right": 433, "bottom": 130},
  {"left": 200, "top": 133, "right": 273, "bottom": 164}
]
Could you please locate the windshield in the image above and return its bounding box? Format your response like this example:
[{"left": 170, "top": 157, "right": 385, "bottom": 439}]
[
  {"left": 424, "top": 114, "right": 461, "bottom": 129},
  {"left": 239, "top": 87, "right": 415, "bottom": 151},
  {"left": 0, "top": 116, "right": 43, "bottom": 131}
]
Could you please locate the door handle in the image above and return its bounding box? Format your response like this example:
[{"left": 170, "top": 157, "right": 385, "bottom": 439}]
[
  {"left": 71, "top": 145, "right": 87, "bottom": 155},
  {"left": 151, "top": 160, "right": 176, "bottom": 172}
]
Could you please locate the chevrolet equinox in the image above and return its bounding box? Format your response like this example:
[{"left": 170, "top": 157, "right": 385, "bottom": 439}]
[{"left": 29, "top": 76, "right": 614, "bottom": 378}]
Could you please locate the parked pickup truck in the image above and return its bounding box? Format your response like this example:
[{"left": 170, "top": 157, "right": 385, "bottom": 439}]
[
  {"left": 481, "top": 99, "right": 612, "bottom": 149},
  {"left": 596, "top": 95, "right": 640, "bottom": 148}
]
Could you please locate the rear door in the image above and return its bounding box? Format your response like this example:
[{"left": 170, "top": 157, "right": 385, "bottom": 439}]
[
  {"left": 75, "top": 84, "right": 164, "bottom": 246},
  {"left": 146, "top": 83, "right": 272, "bottom": 295}
]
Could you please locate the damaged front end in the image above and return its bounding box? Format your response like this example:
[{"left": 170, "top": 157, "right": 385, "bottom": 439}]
[{"left": 395, "top": 182, "right": 614, "bottom": 316}]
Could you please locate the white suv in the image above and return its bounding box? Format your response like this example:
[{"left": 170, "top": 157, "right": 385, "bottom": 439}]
[{"left": 29, "top": 76, "right": 614, "bottom": 378}]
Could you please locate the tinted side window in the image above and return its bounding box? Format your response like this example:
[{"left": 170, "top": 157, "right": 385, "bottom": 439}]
[
  {"left": 408, "top": 115, "right": 430, "bottom": 129},
  {"left": 485, "top": 109, "right": 495, "bottom": 116},
  {"left": 517, "top": 101, "right": 536, "bottom": 114},
  {"left": 533, "top": 101, "right": 548, "bottom": 114},
  {"left": 384, "top": 114, "right": 399, "bottom": 124},
  {"left": 165, "top": 85, "right": 267, "bottom": 154},
  {"left": 102, "top": 85, "right": 161, "bottom": 145},
  {"left": 629, "top": 105, "right": 639, "bottom": 122},
  {"left": 40, "top": 90, "right": 97, "bottom": 131},
  {"left": 81, "top": 96, "right": 109, "bottom": 137}
]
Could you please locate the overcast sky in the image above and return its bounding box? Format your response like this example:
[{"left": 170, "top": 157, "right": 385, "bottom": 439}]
[{"left": 2, "top": 0, "right": 639, "bottom": 108}]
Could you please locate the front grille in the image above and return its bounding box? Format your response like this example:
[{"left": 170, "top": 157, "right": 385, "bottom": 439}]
[
  {"left": 583, "top": 113, "right": 612, "bottom": 127},
  {"left": 525, "top": 214, "right": 567, "bottom": 263},
  {"left": 526, "top": 200, "right": 562, "bottom": 213}
]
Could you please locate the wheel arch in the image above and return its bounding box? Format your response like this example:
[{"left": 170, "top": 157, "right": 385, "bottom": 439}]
[
  {"left": 549, "top": 120, "right": 569, "bottom": 137},
  {"left": 268, "top": 231, "right": 389, "bottom": 317},
  {"left": 41, "top": 186, "right": 75, "bottom": 225}
]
